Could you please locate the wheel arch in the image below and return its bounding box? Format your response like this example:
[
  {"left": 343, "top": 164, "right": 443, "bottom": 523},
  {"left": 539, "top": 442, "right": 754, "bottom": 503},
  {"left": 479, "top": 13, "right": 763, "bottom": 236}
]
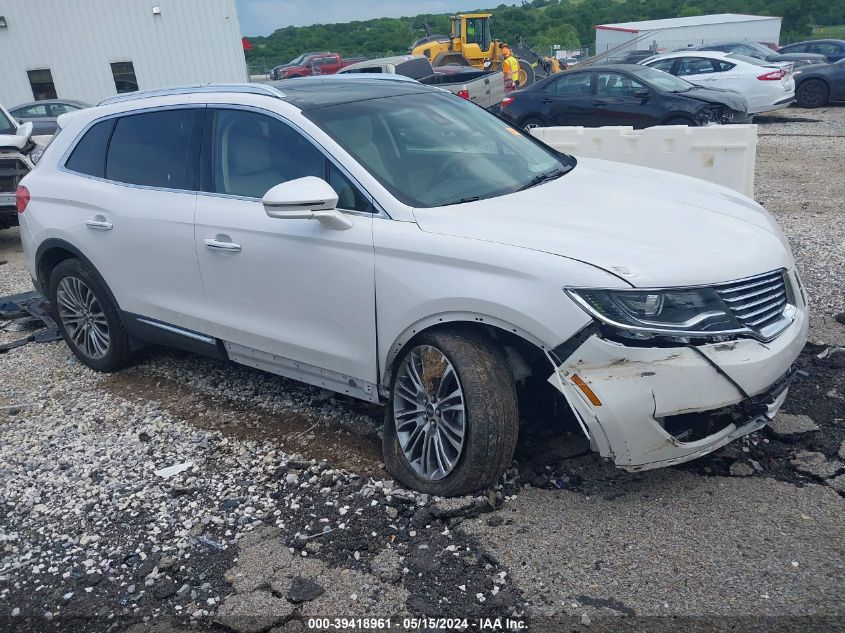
[
  {"left": 381, "top": 312, "right": 554, "bottom": 393},
  {"left": 660, "top": 113, "right": 696, "bottom": 126},
  {"left": 35, "top": 239, "right": 123, "bottom": 310}
]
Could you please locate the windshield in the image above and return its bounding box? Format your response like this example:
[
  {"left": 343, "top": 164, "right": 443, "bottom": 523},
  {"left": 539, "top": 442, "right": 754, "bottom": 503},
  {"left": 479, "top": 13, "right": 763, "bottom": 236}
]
[
  {"left": 627, "top": 65, "right": 695, "bottom": 92},
  {"left": 738, "top": 42, "right": 773, "bottom": 57},
  {"left": 286, "top": 54, "right": 309, "bottom": 66},
  {"left": 306, "top": 92, "right": 574, "bottom": 208},
  {"left": 0, "top": 109, "right": 16, "bottom": 135}
]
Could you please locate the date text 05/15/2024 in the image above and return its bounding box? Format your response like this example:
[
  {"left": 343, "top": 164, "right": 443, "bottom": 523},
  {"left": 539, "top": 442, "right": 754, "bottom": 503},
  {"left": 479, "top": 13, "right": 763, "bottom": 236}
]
[{"left": 306, "top": 617, "right": 528, "bottom": 630}]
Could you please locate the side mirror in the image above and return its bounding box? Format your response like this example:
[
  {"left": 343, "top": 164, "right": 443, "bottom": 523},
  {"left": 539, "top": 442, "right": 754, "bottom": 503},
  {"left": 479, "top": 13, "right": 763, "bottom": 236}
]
[
  {"left": 262, "top": 177, "right": 352, "bottom": 231},
  {"left": 16, "top": 121, "right": 33, "bottom": 138},
  {"left": 633, "top": 89, "right": 650, "bottom": 99}
]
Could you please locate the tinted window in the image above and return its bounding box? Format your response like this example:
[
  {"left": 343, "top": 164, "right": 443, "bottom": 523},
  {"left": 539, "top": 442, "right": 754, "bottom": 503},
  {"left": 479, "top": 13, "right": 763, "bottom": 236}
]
[
  {"left": 715, "top": 60, "right": 736, "bottom": 71},
  {"left": 0, "top": 110, "right": 15, "bottom": 135},
  {"left": 65, "top": 119, "right": 115, "bottom": 178},
  {"left": 808, "top": 42, "right": 839, "bottom": 56},
  {"left": 51, "top": 103, "right": 82, "bottom": 116},
  {"left": 547, "top": 72, "right": 591, "bottom": 96},
  {"left": 28, "top": 69, "right": 57, "bottom": 100},
  {"left": 677, "top": 58, "right": 718, "bottom": 76},
  {"left": 596, "top": 72, "right": 646, "bottom": 97},
  {"left": 111, "top": 62, "right": 138, "bottom": 94},
  {"left": 211, "top": 109, "right": 324, "bottom": 199},
  {"left": 781, "top": 43, "right": 808, "bottom": 53},
  {"left": 106, "top": 109, "right": 199, "bottom": 189},
  {"left": 648, "top": 59, "right": 675, "bottom": 73}
]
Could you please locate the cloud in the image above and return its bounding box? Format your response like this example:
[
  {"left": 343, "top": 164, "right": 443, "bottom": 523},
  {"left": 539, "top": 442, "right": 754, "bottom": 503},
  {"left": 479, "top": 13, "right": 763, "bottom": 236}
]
[{"left": 236, "top": 0, "right": 514, "bottom": 36}]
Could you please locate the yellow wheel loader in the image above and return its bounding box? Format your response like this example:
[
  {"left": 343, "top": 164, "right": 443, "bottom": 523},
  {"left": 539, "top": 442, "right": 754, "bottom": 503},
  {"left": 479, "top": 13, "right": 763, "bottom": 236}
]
[{"left": 409, "top": 13, "right": 561, "bottom": 88}]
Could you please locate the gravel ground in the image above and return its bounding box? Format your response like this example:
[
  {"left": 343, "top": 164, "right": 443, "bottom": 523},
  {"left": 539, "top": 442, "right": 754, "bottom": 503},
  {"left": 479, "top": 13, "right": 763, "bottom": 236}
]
[{"left": 1, "top": 107, "right": 843, "bottom": 632}]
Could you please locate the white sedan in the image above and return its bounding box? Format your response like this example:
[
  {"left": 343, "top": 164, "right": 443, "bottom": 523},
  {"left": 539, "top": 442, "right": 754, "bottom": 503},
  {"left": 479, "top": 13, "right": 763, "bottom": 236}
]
[{"left": 641, "top": 51, "right": 796, "bottom": 114}]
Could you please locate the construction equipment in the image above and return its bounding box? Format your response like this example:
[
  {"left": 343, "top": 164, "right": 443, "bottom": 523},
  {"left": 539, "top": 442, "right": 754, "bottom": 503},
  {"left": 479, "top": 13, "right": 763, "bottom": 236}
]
[{"left": 410, "top": 14, "right": 561, "bottom": 88}]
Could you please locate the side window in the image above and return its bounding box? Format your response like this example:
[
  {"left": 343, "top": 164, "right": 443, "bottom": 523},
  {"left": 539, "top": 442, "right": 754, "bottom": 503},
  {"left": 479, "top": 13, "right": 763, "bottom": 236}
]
[
  {"left": 677, "top": 57, "right": 718, "bottom": 75},
  {"left": 329, "top": 164, "right": 371, "bottom": 212},
  {"left": 65, "top": 119, "right": 115, "bottom": 178},
  {"left": 210, "top": 109, "right": 325, "bottom": 199},
  {"left": 595, "top": 73, "right": 645, "bottom": 97},
  {"left": 648, "top": 59, "right": 676, "bottom": 73},
  {"left": 546, "top": 73, "right": 591, "bottom": 96},
  {"left": 106, "top": 109, "right": 200, "bottom": 189},
  {"left": 20, "top": 104, "right": 50, "bottom": 118},
  {"left": 715, "top": 60, "right": 736, "bottom": 72},
  {"left": 782, "top": 43, "right": 807, "bottom": 53},
  {"left": 809, "top": 42, "right": 838, "bottom": 56},
  {"left": 50, "top": 103, "right": 81, "bottom": 116}
]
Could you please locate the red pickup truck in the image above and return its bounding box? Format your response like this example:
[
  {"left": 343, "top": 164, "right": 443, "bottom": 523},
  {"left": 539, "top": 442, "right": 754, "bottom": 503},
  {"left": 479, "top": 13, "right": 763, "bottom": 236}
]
[{"left": 269, "top": 52, "right": 366, "bottom": 80}]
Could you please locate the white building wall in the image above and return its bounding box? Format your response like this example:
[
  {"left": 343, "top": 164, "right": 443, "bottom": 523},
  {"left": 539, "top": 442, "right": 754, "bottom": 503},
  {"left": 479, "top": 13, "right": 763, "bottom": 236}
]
[
  {"left": 596, "top": 16, "right": 782, "bottom": 56},
  {"left": 0, "top": 0, "right": 248, "bottom": 107}
]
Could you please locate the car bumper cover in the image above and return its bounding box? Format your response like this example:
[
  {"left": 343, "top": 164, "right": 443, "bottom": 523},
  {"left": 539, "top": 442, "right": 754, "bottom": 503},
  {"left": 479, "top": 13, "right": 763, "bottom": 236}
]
[{"left": 548, "top": 307, "right": 808, "bottom": 470}]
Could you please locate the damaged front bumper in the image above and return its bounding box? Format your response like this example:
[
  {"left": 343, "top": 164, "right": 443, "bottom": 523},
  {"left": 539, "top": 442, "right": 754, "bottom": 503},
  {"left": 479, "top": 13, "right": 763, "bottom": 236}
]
[{"left": 548, "top": 309, "right": 808, "bottom": 471}]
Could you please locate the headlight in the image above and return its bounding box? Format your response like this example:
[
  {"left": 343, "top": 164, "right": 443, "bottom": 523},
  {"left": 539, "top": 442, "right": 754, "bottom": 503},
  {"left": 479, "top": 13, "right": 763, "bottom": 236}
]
[{"left": 566, "top": 287, "right": 743, "bottom": 341}]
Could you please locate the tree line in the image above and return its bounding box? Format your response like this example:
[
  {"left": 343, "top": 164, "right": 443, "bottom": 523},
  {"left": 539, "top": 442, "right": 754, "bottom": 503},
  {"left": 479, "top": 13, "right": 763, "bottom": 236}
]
[{"left": 244, "top": 0, "right": 845, "bottom": 65}]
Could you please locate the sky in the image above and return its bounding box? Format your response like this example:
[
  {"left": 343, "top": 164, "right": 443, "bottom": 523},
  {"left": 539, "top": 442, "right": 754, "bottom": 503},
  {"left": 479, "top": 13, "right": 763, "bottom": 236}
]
[{"left": 236, "top": 0, "right": 518, "bottom": 36}]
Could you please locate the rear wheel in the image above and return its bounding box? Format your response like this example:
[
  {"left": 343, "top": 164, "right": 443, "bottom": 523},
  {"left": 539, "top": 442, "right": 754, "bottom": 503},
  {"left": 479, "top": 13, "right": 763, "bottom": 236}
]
[
  {"left": 48, "top": 258, "right": 131, "bottom": 372},
  {"left": 383, "top": 329, "right": 519, "bottom": 496},
  {"left": 796, "top": 79, "right": 829, "bottom": 108},
  {"left": 520, "top": 116, "right": 545, "bottom": 132},
  {"left": 517, "top": 59, "right": 536, "bottom": 88}
]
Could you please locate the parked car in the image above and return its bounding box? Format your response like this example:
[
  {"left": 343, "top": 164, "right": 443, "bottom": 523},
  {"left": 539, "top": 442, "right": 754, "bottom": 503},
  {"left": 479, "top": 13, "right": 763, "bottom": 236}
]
[
  {"left": 338, "top": 55, "right": 505, "bottom": 109},
  {"left": 682, "top": 41, "right": 826, "bottom": 68},
  {"left": 270, "top": 52, "right": 365, "bottom": 80},
  {"left": 500, "top": 64, "right": 749, "bottom": 130},
  {"left": 793, "top": 58, "right": 845, "bottom": 107},
  {"left": 1, "top": 104, "right": 47, "bottom": 230},
  {"left": 778, "top": 39, "right": 845, "bottom": 63},
  {"left": 641, "top": 51, "right": 795, "bottom": 114},
  {"left": 17, "top": 78, "right": 807, "bottom": 495},
  {"left": 9, "top": 99, "right": 90, "bottom": 135},
  {"left": 606, "top": 49, "right": 657, "bottom": 64}
]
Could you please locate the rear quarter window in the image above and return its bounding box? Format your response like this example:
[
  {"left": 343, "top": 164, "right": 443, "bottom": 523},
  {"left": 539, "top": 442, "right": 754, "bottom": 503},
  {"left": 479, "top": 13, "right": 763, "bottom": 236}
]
[{"left": 65, "top": 119, "right": 115, "bottom": 178}]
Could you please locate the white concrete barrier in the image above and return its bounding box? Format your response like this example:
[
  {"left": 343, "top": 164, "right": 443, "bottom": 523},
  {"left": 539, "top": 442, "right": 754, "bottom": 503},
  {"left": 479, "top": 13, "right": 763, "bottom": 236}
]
[{"left": 531, "top": 125, "right": 757, "bottom": 197}]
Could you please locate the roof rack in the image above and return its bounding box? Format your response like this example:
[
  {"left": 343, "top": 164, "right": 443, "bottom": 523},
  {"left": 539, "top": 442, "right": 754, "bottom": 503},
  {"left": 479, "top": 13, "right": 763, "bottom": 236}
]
[{"left": 98, "top": 83, "right": 286, "bottom": 106}]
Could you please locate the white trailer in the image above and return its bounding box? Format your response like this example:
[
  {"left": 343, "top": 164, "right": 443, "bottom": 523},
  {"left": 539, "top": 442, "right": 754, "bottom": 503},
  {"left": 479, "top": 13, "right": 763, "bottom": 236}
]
[{"left": 595, "top": 13, "right": 782, "bottom": 57}]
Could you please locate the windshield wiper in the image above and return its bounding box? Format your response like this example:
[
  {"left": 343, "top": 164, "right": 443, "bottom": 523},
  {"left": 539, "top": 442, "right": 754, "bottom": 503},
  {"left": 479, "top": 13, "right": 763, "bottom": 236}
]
[
  {"left": 516, "top": 167, "right": 567, "bottom": 192},
  {"left": 440, "top": 196, "right": 481, "bottom": 207}
]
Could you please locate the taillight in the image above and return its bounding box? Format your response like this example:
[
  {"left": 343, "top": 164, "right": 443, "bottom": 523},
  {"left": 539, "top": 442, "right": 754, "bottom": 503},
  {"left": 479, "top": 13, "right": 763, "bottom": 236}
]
[
  {"left": 757, "top": 69, "right": 786, "bottom": 80},
  {"left": 16, "top": 186, "right": 30, "bottom": 214},
  {"left": 502, "top": 96, "right": 514, "bottom": 108},
  {"left": 457, "top": 89, "right": 470, "bottom": 100}
]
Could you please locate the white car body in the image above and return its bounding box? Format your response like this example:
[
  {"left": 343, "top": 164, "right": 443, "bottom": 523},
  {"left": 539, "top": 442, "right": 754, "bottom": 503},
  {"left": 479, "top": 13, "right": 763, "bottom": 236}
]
[
  {"left": 18, "top": 79, "right": 807, "bottom": 479},
  {"left": 641, "top": 51, "right": 796, "bottom": 114}
]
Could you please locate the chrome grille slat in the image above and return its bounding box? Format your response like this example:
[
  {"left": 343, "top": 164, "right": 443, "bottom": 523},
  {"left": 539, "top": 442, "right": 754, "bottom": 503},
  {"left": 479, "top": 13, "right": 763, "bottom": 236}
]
[
  {"left": 720, "top": 283, "right": 784, "bottom": 304},
  {"left": 714, "top": 270, "right": 790, "bottom": 338},
  {"left": 728, "top": 290, "right": 786, "bottom": 314}
]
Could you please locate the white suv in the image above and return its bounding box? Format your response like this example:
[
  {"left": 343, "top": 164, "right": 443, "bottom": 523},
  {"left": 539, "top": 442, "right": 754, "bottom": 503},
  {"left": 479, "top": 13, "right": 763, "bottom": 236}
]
[{"left": 17, "top": 78, "right": 808, "bottom": 496}]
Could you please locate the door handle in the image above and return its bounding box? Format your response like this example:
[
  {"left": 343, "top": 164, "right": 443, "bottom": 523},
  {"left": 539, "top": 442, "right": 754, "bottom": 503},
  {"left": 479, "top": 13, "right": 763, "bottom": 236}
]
[
  {"left": 85, "top": 217, "right": 113, "bottom": 230},
  {"left": 541, "top": 98, "right": 553, "bottom": 104},
  {"left": 204, "top": 238, "right": 241, "bottom": 252}
]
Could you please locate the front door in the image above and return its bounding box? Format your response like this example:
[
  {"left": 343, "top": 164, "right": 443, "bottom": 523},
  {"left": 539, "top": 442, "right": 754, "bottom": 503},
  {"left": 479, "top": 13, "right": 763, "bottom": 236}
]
[
  {"left": 541, "top": 72, "right": 594, "bottom": 126},
  {"left": 592, "top": 71, "right": 656, "bottom": 128},
  {"left": 194, "top": 108, "right": 379, "bottom": 393}
]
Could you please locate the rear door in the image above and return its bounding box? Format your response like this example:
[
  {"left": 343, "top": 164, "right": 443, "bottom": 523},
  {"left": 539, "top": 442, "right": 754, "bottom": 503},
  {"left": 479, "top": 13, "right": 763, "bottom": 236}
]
[
  {"left": 60, "top": 107, "right": 206, "bottom": 325},
  {"left": 540, "top": 72, "right": 594, "bottom": 126},
  {"left": 592, "top": 71, "right": 656, "bottom": 128},
  {"left": 675, "top": 56, "right": 724, "bottom": 86}
]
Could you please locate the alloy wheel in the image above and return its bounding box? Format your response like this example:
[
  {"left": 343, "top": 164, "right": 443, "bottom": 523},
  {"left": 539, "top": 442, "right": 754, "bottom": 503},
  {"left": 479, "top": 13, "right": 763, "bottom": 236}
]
[
  {"left": 393, "top": 345, "right": 467, "bottom": 481},
  {"left": 56, "top": 276, "right": 110, "bottom": 360}
]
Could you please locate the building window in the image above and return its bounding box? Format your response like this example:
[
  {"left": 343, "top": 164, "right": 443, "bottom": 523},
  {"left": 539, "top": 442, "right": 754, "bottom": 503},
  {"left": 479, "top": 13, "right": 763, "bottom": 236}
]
[
  {"left": 111, "top": 62, "right": 138, "bottom": 94},
  {"left": 27, "top": 69, "right": 57, "bottom": 100}
]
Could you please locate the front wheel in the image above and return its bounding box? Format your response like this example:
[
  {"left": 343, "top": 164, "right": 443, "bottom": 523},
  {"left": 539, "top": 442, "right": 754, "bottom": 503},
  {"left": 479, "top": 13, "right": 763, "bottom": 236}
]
[
  {"left": 796, "top": 79, "right": 829, "bottom": 108},
  {"left": 383, "top": 329, "right": 519, "bottom": 497},
  {"left": 48, "top": 258, "right": 131, "bottom": 372},
  {"left": 521, "top": 116, "right": 546, "bottom": 132}
]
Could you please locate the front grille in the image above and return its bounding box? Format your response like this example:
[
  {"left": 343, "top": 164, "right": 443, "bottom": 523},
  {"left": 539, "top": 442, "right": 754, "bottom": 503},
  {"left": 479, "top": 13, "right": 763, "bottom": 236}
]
[
  {"left": 0, "top": 158, "right": 30, "bottom": 193},
  {"left": 715, "top": 270, "right": 790, "bottom": 335}
]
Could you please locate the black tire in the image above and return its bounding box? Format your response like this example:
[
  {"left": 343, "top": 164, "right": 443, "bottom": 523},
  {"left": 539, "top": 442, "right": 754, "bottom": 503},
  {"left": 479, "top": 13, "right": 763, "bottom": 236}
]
[
  {"left": 48, "top": 258, "right": 131, "bottom": 372},
  {"left": 383, "top": 329, "right": 519, "bottom": 497},
  {"left": 520, "top": 116, "right": 546, "bottom": 132},
  {"left": 796, "top": 79, "right": 829, "bottom": 108},
  {"left": 517, "top": 59, "right": 536, "bottom": 88},
  {"left": 663, "top": 116, "right": 695, "bottom": 126}
]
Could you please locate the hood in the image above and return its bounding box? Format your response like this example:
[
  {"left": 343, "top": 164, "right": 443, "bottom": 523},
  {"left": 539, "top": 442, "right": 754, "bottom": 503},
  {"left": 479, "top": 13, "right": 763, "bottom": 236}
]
[
  {"left": 412, "top": 158, "right": 792, "bottom": 288},
  {"left": 0, "top": 133, "right": 28, "bottom": 150},
  {"left": 682, "top": 86, "right": 747, "bottom": 112}
]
